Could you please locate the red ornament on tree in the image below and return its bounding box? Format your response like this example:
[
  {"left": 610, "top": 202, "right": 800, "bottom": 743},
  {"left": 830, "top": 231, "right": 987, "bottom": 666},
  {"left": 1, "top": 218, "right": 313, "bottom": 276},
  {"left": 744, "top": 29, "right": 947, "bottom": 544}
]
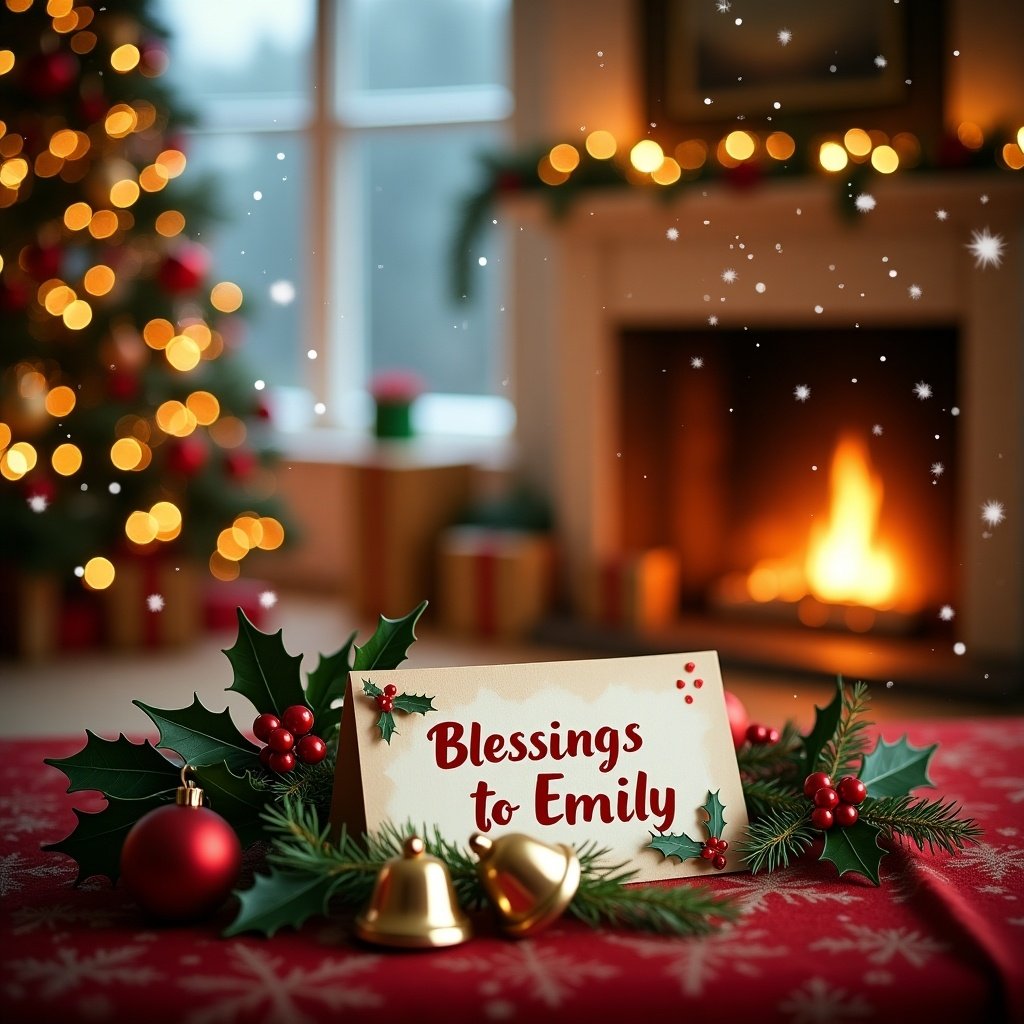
[
  {"left": 157, "top": 242, "right": 209, "bottom": 294},
  {"left": 21, "top": 243, "right": 63, "bottom": 281},
  {"left": 120, "top": 768, "right": 241, "bottom": 922},
  {"left": 224, "top": 448, "right": 257, "bottom": 480},
  {"left": 107, "top": 369, "right": 140, "bottom": 402},
  {"left": 166, "top": 436, "right": 208, "bottom": 476},
  {"left": 723, "top": 690, "right": 748, "bottom": 750},
  {"left": 24, "top": 51, "right": 79, "bottom": 98}
]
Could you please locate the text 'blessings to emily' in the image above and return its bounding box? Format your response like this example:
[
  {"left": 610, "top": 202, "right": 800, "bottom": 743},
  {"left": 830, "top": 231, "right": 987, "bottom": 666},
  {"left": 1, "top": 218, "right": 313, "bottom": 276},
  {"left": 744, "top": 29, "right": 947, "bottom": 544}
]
[{"left": 424, "top": 720, "right": 677, "bottom": 833}]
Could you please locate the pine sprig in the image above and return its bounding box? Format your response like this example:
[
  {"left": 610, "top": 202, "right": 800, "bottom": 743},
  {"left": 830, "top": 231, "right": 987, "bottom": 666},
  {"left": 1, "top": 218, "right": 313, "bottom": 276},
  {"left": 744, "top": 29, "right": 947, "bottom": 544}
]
[
  {"left": 737, "top": 721, "right": 803, "bottom": 780},
  {"left": 860, "top": 795, "right": 983, "bottom": 855},
  {"left": 820, "top": 681, "right": 872, "bottom": 779},
  {"left": 258, "top": 761, "right": 337, "bottom": 820},
  {"left": 741, "top": 777, "right": 807, "bottom": 818},
  {"left": 569, "top": 842, "right": 739, "bottom": 936},
  {"left": 740, "top": 807, "right": 817, "bottom": 874}
]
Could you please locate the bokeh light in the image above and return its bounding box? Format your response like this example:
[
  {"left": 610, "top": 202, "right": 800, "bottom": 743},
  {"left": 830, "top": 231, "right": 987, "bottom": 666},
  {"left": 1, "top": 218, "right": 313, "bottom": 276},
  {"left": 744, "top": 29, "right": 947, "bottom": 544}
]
[
  {"left": 256, "top": 516, "right": 285, "bottom": 550},
  {"left": 125, "top": 510, "right": 159, "bottom": 544},
  {"left": 186, "top": 390, "right": 220, "bottom": 425},
  {"left": 110, "top": 43, "right": 140, "bottom": 72},
  {"left": 165, "top": 335, "right": 201, "bottom": 371},
  {"left": 83, "top": 264, "right": 115, "bottom": 295},
  {"left": 818, "top": 141, "right": 848, "bottom": 172},
  {"left": 110, "top": 436, "right": 143, "bottom": 470},
  {"left": 143, "top": 318, "right": 174, "bottom": 349},
  {"left": 62, "top": 298, "right": 92, "bottom": 329},
  {"left": 155, "top": 210, "right": 184, "bottom": 236},
  {"left": 585, "top": 130, "right": 616, "bottom": 159},
  {"left": 209, "top": 551, "right": 241, "bottom": 581},
  {"left": 83, "top": 556, "right": 115, "bottom": 590},
  {"left": 651, "top": 156, "right": 681, "bottom": 185},
  {"left": 630, "top": 139, "right": 664, "bottom": 173},
  {"left": 675, "top": 139, "right": 707, "bottom": 170},
  {"left": 871, "top": 145, "right": 899, "bottom": 173},
  {"left": 765, "top": 132, "right": 795, "bottom": 161},
  {"left": 548, "top": 143, "right": 580, "bottom": 174},
  {"left": 64, "top": 201, "right": 92, "bottom": 230},
  {"left": 217, "top": 526, "right": 250, "bottom": 561},
  {"left": 210, "top": 281, "right": 243, "bottom": 313},
  {"left": 844, "top": 128, "right": 872, "bottom": 157},
  {"left": 724, "top": 130, "right": 756, "bottom": 161},
  {"left": 51, "top": 442, "right": 82, "bottom": 475},
  {"left": 45, "top": 385, "right": 76, "bottom": 417}
]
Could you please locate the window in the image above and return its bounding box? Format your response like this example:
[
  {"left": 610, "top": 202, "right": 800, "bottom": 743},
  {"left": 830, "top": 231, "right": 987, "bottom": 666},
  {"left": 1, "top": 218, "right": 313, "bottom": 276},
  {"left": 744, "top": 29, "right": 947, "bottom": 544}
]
[{"left": 154, "top": 0, "right": 512, "bottom": 435}]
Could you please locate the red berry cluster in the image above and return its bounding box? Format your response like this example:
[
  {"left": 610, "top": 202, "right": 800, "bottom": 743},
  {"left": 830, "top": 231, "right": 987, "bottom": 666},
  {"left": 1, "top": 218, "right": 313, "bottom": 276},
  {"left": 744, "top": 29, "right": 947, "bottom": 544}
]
[
  {"left": 803, "top": 771, "right": 868, "bottom": 830},
  {"left": 700, "top": 836, "right": 729, "bottom": 870},
  {"left": 253, "top": 705, "right": 327, "bottom": 773},
  {"left": 375, "top": 684, "right": 398, "bottom": 712},
  {"left": 746, "top": 723, "right": 780, "bottom": 745}
]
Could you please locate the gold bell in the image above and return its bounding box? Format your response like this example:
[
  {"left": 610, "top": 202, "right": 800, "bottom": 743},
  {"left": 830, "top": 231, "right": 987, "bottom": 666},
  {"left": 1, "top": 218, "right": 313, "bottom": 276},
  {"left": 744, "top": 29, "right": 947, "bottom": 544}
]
[
  {"left": 355, "top": 835, "right": 472, "bottom": 949},
  {"left": 470, "top": 832, "right": 581, "bottom": 938}
]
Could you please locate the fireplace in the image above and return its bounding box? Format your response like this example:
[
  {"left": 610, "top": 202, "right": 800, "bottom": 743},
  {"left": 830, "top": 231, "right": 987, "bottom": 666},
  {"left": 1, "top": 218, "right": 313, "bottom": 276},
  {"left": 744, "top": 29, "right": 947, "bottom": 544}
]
[{"left": 507, "top": 175, "right": 1024, "bottom": 691}]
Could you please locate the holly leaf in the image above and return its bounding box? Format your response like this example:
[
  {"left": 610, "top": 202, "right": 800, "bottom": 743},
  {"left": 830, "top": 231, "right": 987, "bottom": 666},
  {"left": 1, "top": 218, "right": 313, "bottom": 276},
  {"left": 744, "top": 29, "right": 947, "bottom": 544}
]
[
  {"left": 45, "top": 733, "right": 180, "bottom": 800},
  {"left": 352, "top": 601, "right": 427, "bottom": 672},
  {"left": 43, "top": 794, "right": 167, "bottom": 884},
  {"left": 648, "top": 832, "right": 705, "bottom": 862},
  {"left": 133, "top": 695, "right": 259, "bottom": 770},
  {"left": 859, "top": 735, "right": 937, "bottom": 798},
  {"left": 392, "top": 692, "right": 436, "bottom": 716},
  {"left": 377, "top": 711, "right": 398, "bottom": 744},
  {"left": 700, "top": 790, "right": 726, "bottom": 840},
  {"left": 362, "top": 678, "right": 383, "bottom": 699},
  {"left": 223, "top": 867, "right": 339, "bottom": 938},
  {"left": 305, "top": 633, "right": 355, "bottom": 731},
  {"left": 223, "top": 608, "right": 305, "bottom": 717},
  {"left": 819, "top": 821, "right": 886, "bottom": 885},
  {"left": 802, "top": 680, "right": 843, "bottom": 772},
  {"left": 192, "top": 761, "right": 273, "bottom": 848}
]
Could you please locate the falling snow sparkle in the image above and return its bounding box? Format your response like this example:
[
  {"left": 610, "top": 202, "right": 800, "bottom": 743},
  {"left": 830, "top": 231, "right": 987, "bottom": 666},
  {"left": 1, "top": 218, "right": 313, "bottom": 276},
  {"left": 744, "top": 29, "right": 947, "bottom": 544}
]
[
  {"left": 913, "top": 381, "right": 932, "bottom": 400},
  {"left": 966, "top": 228, "right": 1005, "bottom": 269},
  {"left": 794, "top": 385, "right": 811, "bottom": 402},
  {"left": 146, "top": 594, "right": 164, "bottom": 613},
  {"left": 980, "top": 500, "right": 1005, "bottom": 527},
  {"left": 259, "top": 590, "right": 278, "bottom": 609},
  {"left": 855, "top": 194, "right": 876, "bottom": 213}
]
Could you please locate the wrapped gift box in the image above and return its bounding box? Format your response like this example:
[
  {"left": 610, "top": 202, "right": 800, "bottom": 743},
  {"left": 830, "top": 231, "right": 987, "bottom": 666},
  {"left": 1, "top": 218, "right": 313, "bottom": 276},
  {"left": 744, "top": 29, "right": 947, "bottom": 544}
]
[
  {"left": 100, "top": 557, "right": 201, "bottom": 649},
  {"left": 438, "top": 527, "right": 555, "bottom": 639},
  {"left": 580, "top": 548, "right": 681, "bottom": 630}
]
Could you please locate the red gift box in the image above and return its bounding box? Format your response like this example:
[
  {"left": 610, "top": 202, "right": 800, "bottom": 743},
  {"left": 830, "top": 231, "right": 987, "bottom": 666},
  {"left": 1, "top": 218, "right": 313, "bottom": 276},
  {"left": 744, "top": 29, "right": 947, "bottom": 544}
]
[{"left": 581, "top": 548, "right": 681, "bottom": 630}]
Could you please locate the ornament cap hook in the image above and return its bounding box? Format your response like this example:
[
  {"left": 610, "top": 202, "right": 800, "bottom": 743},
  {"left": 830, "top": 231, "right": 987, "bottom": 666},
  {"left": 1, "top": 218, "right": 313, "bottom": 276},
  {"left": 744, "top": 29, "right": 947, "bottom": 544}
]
[{"left": 176, "top": 765, "right": 204, "bottom": 808}]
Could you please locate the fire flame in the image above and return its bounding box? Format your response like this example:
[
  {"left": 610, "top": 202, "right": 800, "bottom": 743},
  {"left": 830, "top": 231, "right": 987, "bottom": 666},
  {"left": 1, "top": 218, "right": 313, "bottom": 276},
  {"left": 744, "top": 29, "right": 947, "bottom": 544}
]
[{"left": 805, "top": 434, "right": 896, "bottom": 608}]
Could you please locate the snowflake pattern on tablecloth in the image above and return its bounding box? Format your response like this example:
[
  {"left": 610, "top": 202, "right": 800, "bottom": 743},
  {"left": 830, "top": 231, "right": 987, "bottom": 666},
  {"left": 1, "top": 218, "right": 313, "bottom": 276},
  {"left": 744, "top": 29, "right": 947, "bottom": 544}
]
[
  {"left": 436, "top": 940, "right": 618, "bottom": 1008},
  {"left": 983, "top": 777, "right": 1024, "bottom": 803},
  {"left": 3, "top": 945, "right": 162, "bottom": 1000},
  {"left": 0, "top": 851, "right": 75, "bottom": 896},
  {"left": 10, "top": 900, "right": 129, "bottom": 934},
  {"left": 946, "top": 843, "right": 1024, "bottom": 883},
  {"left": 0, "top": 792, "right": 62, "bottom": 834},
  {"left": 604, "top": 927, "right": 787, "bottom": 997},
  {"left": 810, "top": 923, "right": 947, "bottom": 966},
  {"left": 179, "top": 945, "right": 381, "bottom": 1024},
  {"left": 779, "top": 976, "right": 873, "bottom": 1022},
  {"left": 886, "top": 856, "right": 953, "bottom": 905},
  {"left": 717, "top": 870, "right": 862, "bottom": 914}
]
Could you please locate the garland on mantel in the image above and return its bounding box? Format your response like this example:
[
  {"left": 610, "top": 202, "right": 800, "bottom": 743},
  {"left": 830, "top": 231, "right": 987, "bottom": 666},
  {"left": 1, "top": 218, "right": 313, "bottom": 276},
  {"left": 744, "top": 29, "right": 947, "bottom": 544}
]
[{"left": 453, "top": 128, "right": 1017, "bottom": 299}]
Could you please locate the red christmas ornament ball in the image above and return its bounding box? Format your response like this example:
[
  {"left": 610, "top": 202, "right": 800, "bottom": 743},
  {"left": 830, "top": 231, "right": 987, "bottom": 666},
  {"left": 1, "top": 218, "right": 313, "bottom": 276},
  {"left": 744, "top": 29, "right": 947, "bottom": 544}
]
[
  {"left": 120, "top": 804, "right": 241, "bottom": 921},
  {"left": 166, "top": 436, "right": 208, "bottom": 476},
  {"left": 224, "top": 448, "right": 257, "bottom": 480},
  {"left": 296, "top": 735, "right": 327, "bottom": 764},
  {"left": 157, "top": 242, "right": 209, "bottom": 294},
  {"left": 746, "top": 723, "right": 770, "bottom": 745},
  {"left": 837, "top": 776, "right": 867, "bottom": 805},
  {"left": 723, "top": 690, "right": 749, "bottom": 750}
]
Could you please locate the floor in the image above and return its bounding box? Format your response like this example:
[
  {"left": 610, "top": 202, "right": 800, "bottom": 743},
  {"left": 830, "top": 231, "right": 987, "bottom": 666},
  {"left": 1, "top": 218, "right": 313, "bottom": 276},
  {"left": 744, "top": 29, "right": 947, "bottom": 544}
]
[{"left": 2, "top": 592, "right": 1014, "bottom": 739}]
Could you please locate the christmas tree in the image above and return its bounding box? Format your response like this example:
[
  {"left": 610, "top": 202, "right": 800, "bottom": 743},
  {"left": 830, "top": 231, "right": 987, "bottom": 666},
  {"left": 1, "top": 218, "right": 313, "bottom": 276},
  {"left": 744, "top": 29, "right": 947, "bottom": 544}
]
[{"left": 0, "top": 0, "right": 288, "bottom": 648}]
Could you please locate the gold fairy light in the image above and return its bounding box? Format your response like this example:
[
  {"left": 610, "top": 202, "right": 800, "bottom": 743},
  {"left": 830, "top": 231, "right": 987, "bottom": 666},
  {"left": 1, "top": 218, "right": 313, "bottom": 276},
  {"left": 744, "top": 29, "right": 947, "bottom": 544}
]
[
  {"left": 125, "top": 510, "right": 159, "bottom": 544},
  {"left": 109, "top": 179, "right": 140, "bottom": 208},
  {"left": 209, "top": 551, "right": 240, "bottom": 581},
  {"left": 216, "top": 526, "right": 250, "bottom": 561},
  {"left": 155, "top": 399, "right": 196, "bottom": 436},
  {"left": 62, "top": 298, "right": 92, "bottom": 329},
  {"left": 155, "top": 149, "right": 186, "bottom": 178},
  {"left": 870, "top": 145, "right": 899, "bottom": 173},
  {"left": 256, "top": 516, "right": 285, "bottom": 550},
  {"left": 34, "top": 150, "right": 63, "bottom": 177},
  {"left": 818, "top": 141, "right": 848, "bottom": 172},
  {"left": 105, "top": 105, "right": 137, "bottom": 138},
  {"left": 67, "top": 131, "right": 90, "bottom": 160},
  {"left": 83, "top": 264, "right": 115, "bottom": 296},
  {"left": 165, "top": 335, "right": 201, "bottom": 372},
  {"left": 45, "top": 385, "right": 76, "bottom": 416},
  {"left": 41, "top": 282, "right": 76, "bottom": 315},
  {"left": 536, "top": 155, "right": 568, "bottom": 186},
  {"left": 182, "top": 321, "right": 212, "bottom": 350},
  {"left": 82, "top": 556, "right": 115, "bottom": 590},
  {"left": 2, "top": 441, "right": 38, "bottom": 479},
  {"left": 18, "top": 369, "right": 46, "bottom": 398},
  {"left": 139, "top": 164, "right": 168, "bottom": 192},
  {"left": 133, "top": 101, "right": 157, "bottom": 131},
  {"left": 0, "top": 133, "right": 23, "bottom": 157},
  {"left": 70, "top": 30, "right": 97, "bottom": 54},
  {"left": 724, "top": 130, "right": 756, "bottom": 161},
  {"left": 51, "top": 442, "right": 82, "bottom": 476},
  {"left": 0, "top": 156, "right": 28, "bottom": 187},
  {"left": 49, "top": 129, "right": 77, "bottom": 158},
  {"left": 155, "top": 210, "right": 185, "bottom": 237},
  {"left": 0, "top": 51, "right": 12, "bottom": 76},
  {"left": 630, "top": 140, "right": 663, "bottom": 173},
  {"left": 110, "top": 436, "right": 143, "bottom": 471},
  {"left": 110, "top": 44, "right": 141, "bottom": 73},
  {"left": 52, "top": 8, "right": 78, "bottom": 32},
  {"left": 233, "top": 514, "right": 264, "bottom": 548},
  {"left": 0, "top": 422, "right": 11, "bottom": 450},
  {"left": 765, "top": 132, "right": 795, "bottom": 161},
  {"left": 548, "top": 144, "right": 580, "bottom": 174},
  {"left": 6, "top": 0, "right": 33, "bottom": 12},
  {"left": 143, "top": 318, "right": 174, "bottom": 350},
  {"left": 47, "top": 0, "right": 74, "bottom": 16},
  {"left": 186, "top": 390, "right": 219, "bottom": 425},
  {"left": 651, "top": 156, "right": 681, "bottom": 185},
  {"left": 210, "top": 282, "right": 243, "bottom": 313},
  {"left": 585, "top": 130, "right": 616, "bottom": 160},
  {"left": 150, "top": 500, "right": 182, "bottom": 538},
  {"left": 844, "top": 128, "right": 872, "bottom": 157},
  {"left": 88, "top": 210, "right": 118, "bottom": 239},
  {"left": 675, "top": 139, "right": 707, "bottom": 170},
  {"left": 209, "top": 416, "right": 246, "bottom": 448}
]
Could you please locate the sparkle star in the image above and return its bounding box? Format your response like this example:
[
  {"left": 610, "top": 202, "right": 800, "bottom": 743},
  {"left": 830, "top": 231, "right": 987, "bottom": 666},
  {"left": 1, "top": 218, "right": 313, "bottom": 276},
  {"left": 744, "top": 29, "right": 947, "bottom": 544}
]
[
  {"left": 690, "top": 356, "right": 704, "bottom": 369},
  {"left": 854, "top": 193, "right": 876, "bottom": 213},
  {"left": 259, "top": 589, "right": 278, "bottom": 609},
  {"left": 913, "top": 381, "right": 932, "bottom": 400},
  {"left": 146, "top": 593, "right": 165, "bottom": 613},
  {"left": 27, "top": 494, "right": 49, "bottom": 513},
  {"left": 721, "top": 268, "right": 738, "bottom": 284},
  {"left": 939, "top": 604, "right": 955, "bottom": 621},
  {"left": 980, "top": 499, "right": 1005, "bottom": 527},
  {"left": 794, "top": 384, "right": 811, "bottom": 402},
  {"left": 708, "top": 315, "right": 719, "bottom": 326},
  {"left": 874, "top": 55, "right": 888, "bottom": 68},
  {"left": 872, "top": 424, "right": 883, "bottom": 436},
  {"left": 908, "top": 284, "right": 922, "bottom": 300},
  {"left": 778, "top": 28, "right": 792, "bottom": 45},
  {"left": 715, "top": 0, "right": 731, "bottom": 11},
  {"left": 666, "top": 227, "right": 679, "bottom": 241},
  {"left": 935, "top": 209, "right": 948, "bottom": 221},
  {"left": 966, "top": 228, "right": 1005, "bottom": 269},
  {"left": 931, "top": 462, "right": 944, "bottom": 477}
]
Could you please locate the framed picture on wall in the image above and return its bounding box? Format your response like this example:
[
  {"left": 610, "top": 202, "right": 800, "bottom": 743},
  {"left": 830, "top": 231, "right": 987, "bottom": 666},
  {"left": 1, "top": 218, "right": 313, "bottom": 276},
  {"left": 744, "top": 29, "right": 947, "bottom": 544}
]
[{"left": 643, "top": 0, "right": 945, "bottom": 142}]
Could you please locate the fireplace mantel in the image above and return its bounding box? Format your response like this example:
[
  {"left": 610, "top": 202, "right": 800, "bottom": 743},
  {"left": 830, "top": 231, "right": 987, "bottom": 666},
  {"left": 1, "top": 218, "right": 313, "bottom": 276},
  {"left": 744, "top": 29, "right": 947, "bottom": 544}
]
[{"left": 506, "top": 174, "right": 1024, "bottom": 663}]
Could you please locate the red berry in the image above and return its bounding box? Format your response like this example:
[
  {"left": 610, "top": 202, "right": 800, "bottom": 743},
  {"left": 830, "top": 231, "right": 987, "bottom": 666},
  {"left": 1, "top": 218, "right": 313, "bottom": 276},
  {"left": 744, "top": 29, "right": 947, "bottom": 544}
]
[
  {"left": 746, "top": 723, "right": 770, "bottom": 745},
  {"left": 700, "top": 846, "right": 715, "bottom": 860},
  {"left": 281, "top": 705, "right": 314, "bottom": 737},
  {"left": 253, "top": 713, "right": 280, "bottom": 742},
  {"left": 811, "top": 807, "right": 835, "bottom": 830},
  {"left": 717, "top": 839, "right": 728, "bottom": 852},
  {"left": 296, "top": 734, "right": 327, "bottom": 765},
  {"left": 712, "top": 854, "right": 727, "bottom": 870},
  {"left": 377, "top": 695, "right": 394, "bottom": 712},
  {"left": 384, "top": 684, "right": 398, "bottom": 697},
  {"left": 813, "top": 787, "right": 839, "bottom": 810},
  {"left": 268, "top": 751, "right": 296, "bottom": 773},
  {"left": 803, "top": 771, "right": 833, "bottom": 798},
  {"left": 834, "top": 802, "right": 859, "bottom": 827},
  {"left": 258, "top": 746, "right": 274, "bottom": 768},
  {"left": 267, "top": 728, "right": 295, "bottom": 753},
  {"left": 766, "top": 728, "right": 780, "bottom": 744},
  {"left": 837, "top": 776, "right": 867, "bottom": 805}
]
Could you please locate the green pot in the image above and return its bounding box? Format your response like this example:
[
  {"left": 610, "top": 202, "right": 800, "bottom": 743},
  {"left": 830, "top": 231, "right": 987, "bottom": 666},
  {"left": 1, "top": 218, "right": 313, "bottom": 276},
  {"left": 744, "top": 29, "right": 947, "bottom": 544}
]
[{"left": 374, "top": 400, "right": 414, "bottom": 439}]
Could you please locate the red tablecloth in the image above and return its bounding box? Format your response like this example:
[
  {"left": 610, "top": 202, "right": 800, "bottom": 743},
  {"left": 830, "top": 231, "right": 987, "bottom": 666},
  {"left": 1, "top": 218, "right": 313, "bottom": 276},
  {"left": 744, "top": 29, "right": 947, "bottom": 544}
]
[{"left": 2, "top": 720, "right": 1023, "bottom": 1023}]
